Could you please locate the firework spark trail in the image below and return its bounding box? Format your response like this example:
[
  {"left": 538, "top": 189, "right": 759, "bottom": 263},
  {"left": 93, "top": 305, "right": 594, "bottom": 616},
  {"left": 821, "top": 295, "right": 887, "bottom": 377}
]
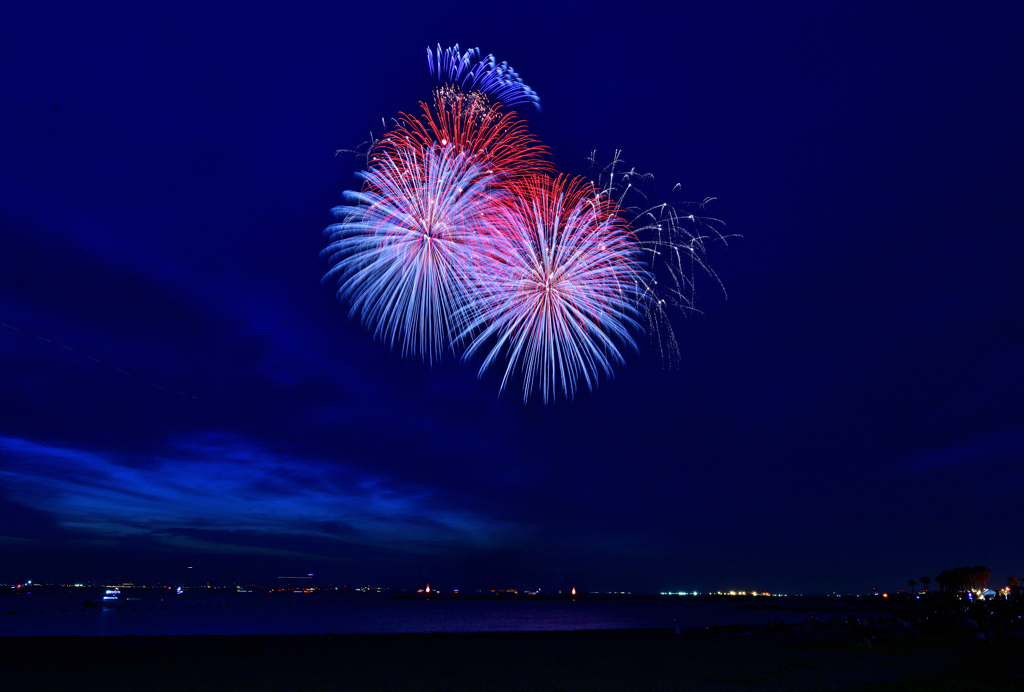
[
  {"left": 456, "top": 175, "right": 647, "bottom": 403},
  {"left": 585, "top": 151, "right": 734, "bottom": 368}
]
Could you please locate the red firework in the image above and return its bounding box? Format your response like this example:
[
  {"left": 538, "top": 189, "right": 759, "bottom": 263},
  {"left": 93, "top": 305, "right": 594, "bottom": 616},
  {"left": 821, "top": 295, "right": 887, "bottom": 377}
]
[{"left": 372, "top": 89, "right": 552, "bottom": 185}]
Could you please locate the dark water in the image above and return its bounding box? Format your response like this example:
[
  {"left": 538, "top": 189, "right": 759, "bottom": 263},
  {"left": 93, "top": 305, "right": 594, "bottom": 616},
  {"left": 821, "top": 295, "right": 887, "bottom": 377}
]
[{"left": 0, "top": 591, "right": 885, "bottom": 636}]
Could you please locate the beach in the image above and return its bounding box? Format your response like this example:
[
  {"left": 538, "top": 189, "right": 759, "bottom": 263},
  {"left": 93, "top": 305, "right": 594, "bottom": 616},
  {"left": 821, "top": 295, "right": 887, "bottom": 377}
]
[{"left": 3, "top": 625, "right": 1021, "bottom": 691}]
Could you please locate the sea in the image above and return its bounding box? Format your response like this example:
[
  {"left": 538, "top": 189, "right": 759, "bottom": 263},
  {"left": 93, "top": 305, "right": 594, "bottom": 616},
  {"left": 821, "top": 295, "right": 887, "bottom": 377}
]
[{"left": 0, "top": 589, "right": 893, "bottom": 637}]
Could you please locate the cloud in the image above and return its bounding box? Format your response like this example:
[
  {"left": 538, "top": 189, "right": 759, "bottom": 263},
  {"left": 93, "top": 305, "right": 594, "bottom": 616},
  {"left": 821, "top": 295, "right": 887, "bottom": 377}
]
[
  {"left": 898, "top": 429, "right": 1024, "bottom": 474},
  {"left": 0, "top": 435, "right": 517, "bottom": 557}
]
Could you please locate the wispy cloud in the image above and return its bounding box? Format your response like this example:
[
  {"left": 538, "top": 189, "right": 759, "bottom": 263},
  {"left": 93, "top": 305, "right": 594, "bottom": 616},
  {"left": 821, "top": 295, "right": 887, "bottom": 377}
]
[
  {"left": 0, "top": 435, "right": 517, "bottom": 556},
  {"left": 898, "top": 429, "right": 1024, "bottom": 475}
]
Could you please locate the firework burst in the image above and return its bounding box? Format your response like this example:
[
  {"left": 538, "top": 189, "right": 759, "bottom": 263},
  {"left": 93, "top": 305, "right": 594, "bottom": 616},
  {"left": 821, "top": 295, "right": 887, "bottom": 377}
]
[
  {"left": 457, "top": 175, "right": 647, "bottom": 403},
  {"left": 427, "top": 43, "right": 540, "bottom": 110},
  {"left": 377, "top": 90, "right": 552, "bottom": 186},
  {"left": 322, "top": 141, "right": 502, "bottom": 362}
]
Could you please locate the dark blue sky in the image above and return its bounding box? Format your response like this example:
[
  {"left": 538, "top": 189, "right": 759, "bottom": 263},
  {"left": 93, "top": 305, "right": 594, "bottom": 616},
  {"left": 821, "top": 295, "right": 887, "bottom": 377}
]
[{"left": 2, "top": 1, "right": 1020, "bottom": 594}]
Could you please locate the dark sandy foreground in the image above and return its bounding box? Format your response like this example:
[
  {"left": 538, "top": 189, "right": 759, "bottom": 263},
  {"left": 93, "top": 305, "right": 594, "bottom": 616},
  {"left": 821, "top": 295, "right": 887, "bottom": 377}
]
[{"left": 1, "top": 627, "right": 1021, "bottom": 691}]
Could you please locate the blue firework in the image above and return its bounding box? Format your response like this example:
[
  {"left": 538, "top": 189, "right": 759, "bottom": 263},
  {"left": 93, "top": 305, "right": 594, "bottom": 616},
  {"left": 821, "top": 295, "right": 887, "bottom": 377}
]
[
  {"left": 427, "top": 44, "right": 541, "bottom": 110},
  {"left": 322, "top": 141, "right": 502, "bottom": 362}
]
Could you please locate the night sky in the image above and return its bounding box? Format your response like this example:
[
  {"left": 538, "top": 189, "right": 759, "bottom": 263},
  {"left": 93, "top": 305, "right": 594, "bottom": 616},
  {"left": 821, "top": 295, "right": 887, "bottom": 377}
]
[{"left": 2, "top": 2, "right": 1020, "bottom": 595}]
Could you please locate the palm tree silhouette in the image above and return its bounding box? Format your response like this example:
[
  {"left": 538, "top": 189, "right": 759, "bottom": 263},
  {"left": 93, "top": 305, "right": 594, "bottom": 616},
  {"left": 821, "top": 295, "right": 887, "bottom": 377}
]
[{"left": 908, "top": 579, "right": 916, "bottom": 594}]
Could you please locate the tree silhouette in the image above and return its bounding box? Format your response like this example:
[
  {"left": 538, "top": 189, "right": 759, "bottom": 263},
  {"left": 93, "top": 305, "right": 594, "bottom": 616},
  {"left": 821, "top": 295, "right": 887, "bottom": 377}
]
[
  {"left": 908, "top": 579, "right": 916, "bottom": 594},
  {"left": 920, "top": 576, "right": 931, "bottom": 592},
  {"left": 950, "top": 566, "right": 968, "bottom": 592},
  {"left": 937, "top": 565, "right": 993, "bottom": 593}
]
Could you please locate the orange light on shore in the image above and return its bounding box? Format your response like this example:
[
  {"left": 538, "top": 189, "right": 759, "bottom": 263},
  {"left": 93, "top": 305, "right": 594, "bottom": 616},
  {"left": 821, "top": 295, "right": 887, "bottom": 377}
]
[{"left": 571, "top": 587, "right": 576, "bottom": 596}]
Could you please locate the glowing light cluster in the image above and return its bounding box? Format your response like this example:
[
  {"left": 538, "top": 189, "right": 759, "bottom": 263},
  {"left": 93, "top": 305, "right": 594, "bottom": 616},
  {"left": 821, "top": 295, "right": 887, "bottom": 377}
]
[{"left": 322, "top": 45, "right": 725, "bottom": 402}]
